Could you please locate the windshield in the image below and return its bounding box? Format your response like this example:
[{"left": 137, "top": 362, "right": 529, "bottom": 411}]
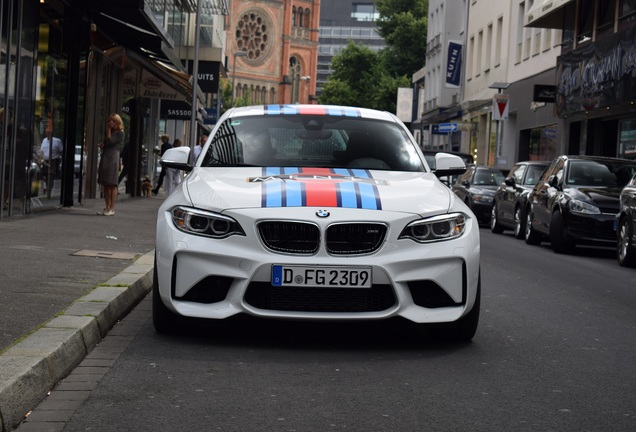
[
  {"left": 201, "top": 115, "right": 425, "bottom": 171},
  {"left": 566, "top": 160, "right": 636, "bottom": 187},
  {"left": 473, "top": 169, "right": 505, "bottom": 186}
]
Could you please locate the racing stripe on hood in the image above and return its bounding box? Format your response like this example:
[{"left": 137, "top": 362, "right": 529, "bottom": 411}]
[
  {"left": 260, "top": 167, "right": 382, "bottom": 210},
  {"left": 264, "top": 105, "right": 361, "bottom": 117}
]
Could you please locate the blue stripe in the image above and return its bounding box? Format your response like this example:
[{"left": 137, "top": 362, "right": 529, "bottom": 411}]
[
  {"left": 332, "top": 168, "right": 350, "bottom": 176},
  {"left": 349, "top": 168, "right": 370, "bottom": 178},
  {"left": 338, "top": 181, "right": 358, "bottom": 208},
  {"left": 264, "top": 105, "right": 280, "bottom": 115},
  {"left": 285, "top": 176, "right": 303, "bottom": 206},
  {"left": 281, "top": 105, "right": 298, "bottom": 114},
  {"left": 358, "top": 182, "right": 381, "bottom": 210}
]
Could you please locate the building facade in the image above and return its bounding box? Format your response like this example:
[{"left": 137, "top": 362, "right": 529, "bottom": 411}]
[
  {"left": 317, "top": 0, "right": 385, "bottom": 97},
  {"left": 413, "top": 0, "right": 566, "bottom": 168},
  {"left": 527, "top": 0, "right": 636, "bottom": 161},
  {"left": 227, "top": 0, "right": 320, "bottom": 106},
  {"left": 416, "top": 0, "right": 469, "bottom": 151},
  {"left": 0, "top": 0, "right": 228, "bottom": 219}
]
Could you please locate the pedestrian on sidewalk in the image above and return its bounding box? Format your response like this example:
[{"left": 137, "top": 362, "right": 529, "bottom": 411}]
[
  {"left": 152, "top": 134, "right": 171, "bottom": 195},
  {"left": 193, "top": 134, "right": 207, "bottom": 161},
  {"left": 97, "top": 113, "right": 125, "bottom": 216}
]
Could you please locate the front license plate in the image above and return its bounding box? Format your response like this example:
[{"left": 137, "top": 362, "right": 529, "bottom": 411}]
[{"left": 271, "top": 265, "right": 372, "bottom": 288}]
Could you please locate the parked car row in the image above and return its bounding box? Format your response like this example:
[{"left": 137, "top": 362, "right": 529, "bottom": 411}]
[
  {"left": 451, "top": 165, "right": 506, "bottom": 225},
  {"left": 478, "top": 155, "right": 636, "bottom": 268}
]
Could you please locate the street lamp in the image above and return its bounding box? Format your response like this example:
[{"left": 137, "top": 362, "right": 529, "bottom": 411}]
[
  {"left": 489, "top": 82, "right": 510, "bottom": 167},
  {"left": 231, "top": 51, "right": 248, "bottom": 107},
  {"left": 301, "top": 76, "right": 311, "bottom": 104}
]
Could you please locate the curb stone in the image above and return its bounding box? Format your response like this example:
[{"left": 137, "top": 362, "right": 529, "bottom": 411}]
[{"left": 0, "top": 250, "right": 155, "bottom": 432}]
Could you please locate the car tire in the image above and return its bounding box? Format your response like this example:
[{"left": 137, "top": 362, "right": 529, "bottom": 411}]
[
  {"left": 152, "top": 263, "right": 180, "bottom": 334},
  {"left": 525, "top": 209, "right": 541, "bottom": 245},
  {"left": 513, "top": 206, "right": 525, "bottom": 239},
  {"left": 617, "top": 217, "right": 636, "bottom": 267},
  {"left": 490, "top": 204, "right": 504, "bottom": 234},
  {"left": 550, "top": 211, "right": 575, "bottom": 254}
]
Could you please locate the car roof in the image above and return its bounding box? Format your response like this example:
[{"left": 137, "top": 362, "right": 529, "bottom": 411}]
[
  {"left": 561, "top": 155, "right": 635, "bottom": 164},
  {"left": 516, "top": 160, "right": 549, "bottom": 165},
  {"left": 226, "top": 104, "right": 400, "bottom": 123}
]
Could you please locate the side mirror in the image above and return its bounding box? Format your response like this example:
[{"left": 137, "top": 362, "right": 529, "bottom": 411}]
[
  {"left": 434, "top": 153, "right": 466, "bottom": 178},
  {"left": 160, "top": 147, "right": 193, "bottom": 173},
  {"left": 462, "top": 180, "right": 471, "bottom": 188},
  {"left": 504, "top": 177, "right": 516, "bottom": 187},
  {"left": 548, "top": 174, "right": 559, "bottom": 188}
]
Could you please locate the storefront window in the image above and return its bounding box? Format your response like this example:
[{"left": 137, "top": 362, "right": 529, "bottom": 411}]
[
  {"left": 36, "top": 4, "right": 69, "bottom": 205},
  {"left": 529, "top": 124, "right": 557, "bottom": 161},
  {"left": 1, "top": 0, "right": 37, "bottom": 217},
  {"left": 619, "top": 119, "right": 636, "bottom": 160}
]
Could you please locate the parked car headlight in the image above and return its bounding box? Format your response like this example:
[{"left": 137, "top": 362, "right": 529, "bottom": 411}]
[
  {"left": 568, "top": 199, "right": 600, "bottom": 215},
  {"left": 399, "top": 213, "right": 467, "bottom": 243},
  {"left": 472, "top": 194, "right": 493, "bottom": 203},
  {"left": 171, "top": 206, "right": 245, "bottom": 238}
]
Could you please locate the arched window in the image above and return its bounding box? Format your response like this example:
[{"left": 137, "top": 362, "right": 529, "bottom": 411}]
[
  {"left": 292, "top": 7, "right": 297, "bottom": 26},
  {"left": 270, "top": 88, "right": 277, "bottom": 104},
  {"left": 242, "top": 84, "right": 249, "bottom": 102},
  {"left": 304, "top": 8, "right": 311, "bottom": 28},
  {"left": 250, "top": 85, "right": 255, "bottom": 101},
  {"left": 289, "top": 56, "right": 301, "bottom": 103},
  {"left": 236, "top": 82, "right": 242, "bottom": 98},
  {"left": 261, "top": 87, "right": 267, "bottom": 103},
  {"left": 298, "top": 8, "right": 304, "bottom": 28}
]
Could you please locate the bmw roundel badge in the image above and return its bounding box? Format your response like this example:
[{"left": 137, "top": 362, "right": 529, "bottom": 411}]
[{"left": 316, "top": 210, "right": 330, "bottom": 218}]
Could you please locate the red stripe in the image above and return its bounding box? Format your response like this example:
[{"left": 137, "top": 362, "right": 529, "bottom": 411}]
[
  {"left": 298, "top": 106, "right": 327, "bottom": 115},
  {"left": 301, "top": 168, "right": 338, "bottom": 206}
]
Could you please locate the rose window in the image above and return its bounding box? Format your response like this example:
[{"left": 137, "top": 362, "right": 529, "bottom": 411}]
[{"left": 235, "top": 11, "right": 270, "bottom": 60}]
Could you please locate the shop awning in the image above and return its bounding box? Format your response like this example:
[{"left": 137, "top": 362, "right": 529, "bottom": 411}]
[
  {"left": 124, "top": 49, "right": 204, "bottom": 104},
  {"left": 525, "top": 0, "right": 574, "bottom": 29},
  {"left": 90, "top": 0, "right": 182, "bottom": 69}
]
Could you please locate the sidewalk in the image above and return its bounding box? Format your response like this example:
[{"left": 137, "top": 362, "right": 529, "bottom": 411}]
[{"left": 0, "top": 194, "right": 164, "bottom": 432}]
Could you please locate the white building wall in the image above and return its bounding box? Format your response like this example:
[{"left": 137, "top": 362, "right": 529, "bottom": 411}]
[
  {"left": 508, "top": 0, "right": 561, "bottom": 84},
  {"left": 463, "top": 0, "right": 512, "bottom": 104}
]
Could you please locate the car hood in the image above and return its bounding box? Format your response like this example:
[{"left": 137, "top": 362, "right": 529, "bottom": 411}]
[
  {"left": 469, "top": 185, "right": 498, "bottom": 195},
  {"left": 182, "top": 167, "right": 455, "bottom": 216},
  {"left": 568, "top": 186, "right": 622, "bottom": 208}
]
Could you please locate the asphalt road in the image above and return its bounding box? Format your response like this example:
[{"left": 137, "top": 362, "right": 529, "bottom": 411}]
[{"left": 29, "top": 229, "right": 636, "bottom": 431}]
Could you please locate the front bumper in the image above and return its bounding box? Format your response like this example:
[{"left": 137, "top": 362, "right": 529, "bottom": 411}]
[{"left": 155, "top": 207, "right": 481, "bottom": 324}]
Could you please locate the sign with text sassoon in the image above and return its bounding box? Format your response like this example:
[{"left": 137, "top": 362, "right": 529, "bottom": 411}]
[{"left": 446, "top": 41, "right": 463, "bottom": 88}]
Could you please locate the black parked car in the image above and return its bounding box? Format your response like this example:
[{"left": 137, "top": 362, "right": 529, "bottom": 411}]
[
  {"left": 490, "top": 160, "right": 549, "bottom": 238},
  {"left": 525, "top": 155, "right": 636, "bottom": 253},
  {"left": 617, "top": 172, "right": 636, "bottom": 267},
  {"left": 452, "top": 165, "right": 505, "bottom": 225}
]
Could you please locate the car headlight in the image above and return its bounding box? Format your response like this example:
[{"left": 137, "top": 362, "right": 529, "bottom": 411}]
[
  {"left": 399, "top": 213, "right": 467, "bottom": 243},
  {"left": 473, "top": 194, "right": 493, "bottom": 203},
  {"left": 170, "top": 206, "right": 245, "bottom": 238},
  {"left": 568, "top": 199, "right": 600, "bottom": 215}
]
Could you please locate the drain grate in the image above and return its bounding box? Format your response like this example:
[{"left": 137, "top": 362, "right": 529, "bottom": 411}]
[{"left": 71, "top": 250, "right": 138, "bottom": 260}]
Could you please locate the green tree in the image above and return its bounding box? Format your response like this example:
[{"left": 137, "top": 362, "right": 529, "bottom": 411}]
[
  {"left": 219, "top": 79, "right": 252, "bottom": 115},
  {"left": 375, "top": 0, "right": 428, "bottom": 77},
  {"left": 318, "top": 41, "right": 411, "bottom": 113}
]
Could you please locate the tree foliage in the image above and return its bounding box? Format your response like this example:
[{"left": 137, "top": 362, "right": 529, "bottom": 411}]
[
  {"left": 318, "top": 0, "right": 427, "bottom": 114},
  {"left": 375, "top": 0, "right": 429, "bottom": 77},
  {"left": 219, "top": 79, "right": 252, "bottom": 115},
  {"left": 318, "top": 42, "right": 412, "bottom": 113}
]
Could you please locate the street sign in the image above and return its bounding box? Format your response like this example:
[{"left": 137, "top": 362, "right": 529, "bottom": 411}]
[{"left": 438, "top": 123, "right": 458, "bottom": 133}]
